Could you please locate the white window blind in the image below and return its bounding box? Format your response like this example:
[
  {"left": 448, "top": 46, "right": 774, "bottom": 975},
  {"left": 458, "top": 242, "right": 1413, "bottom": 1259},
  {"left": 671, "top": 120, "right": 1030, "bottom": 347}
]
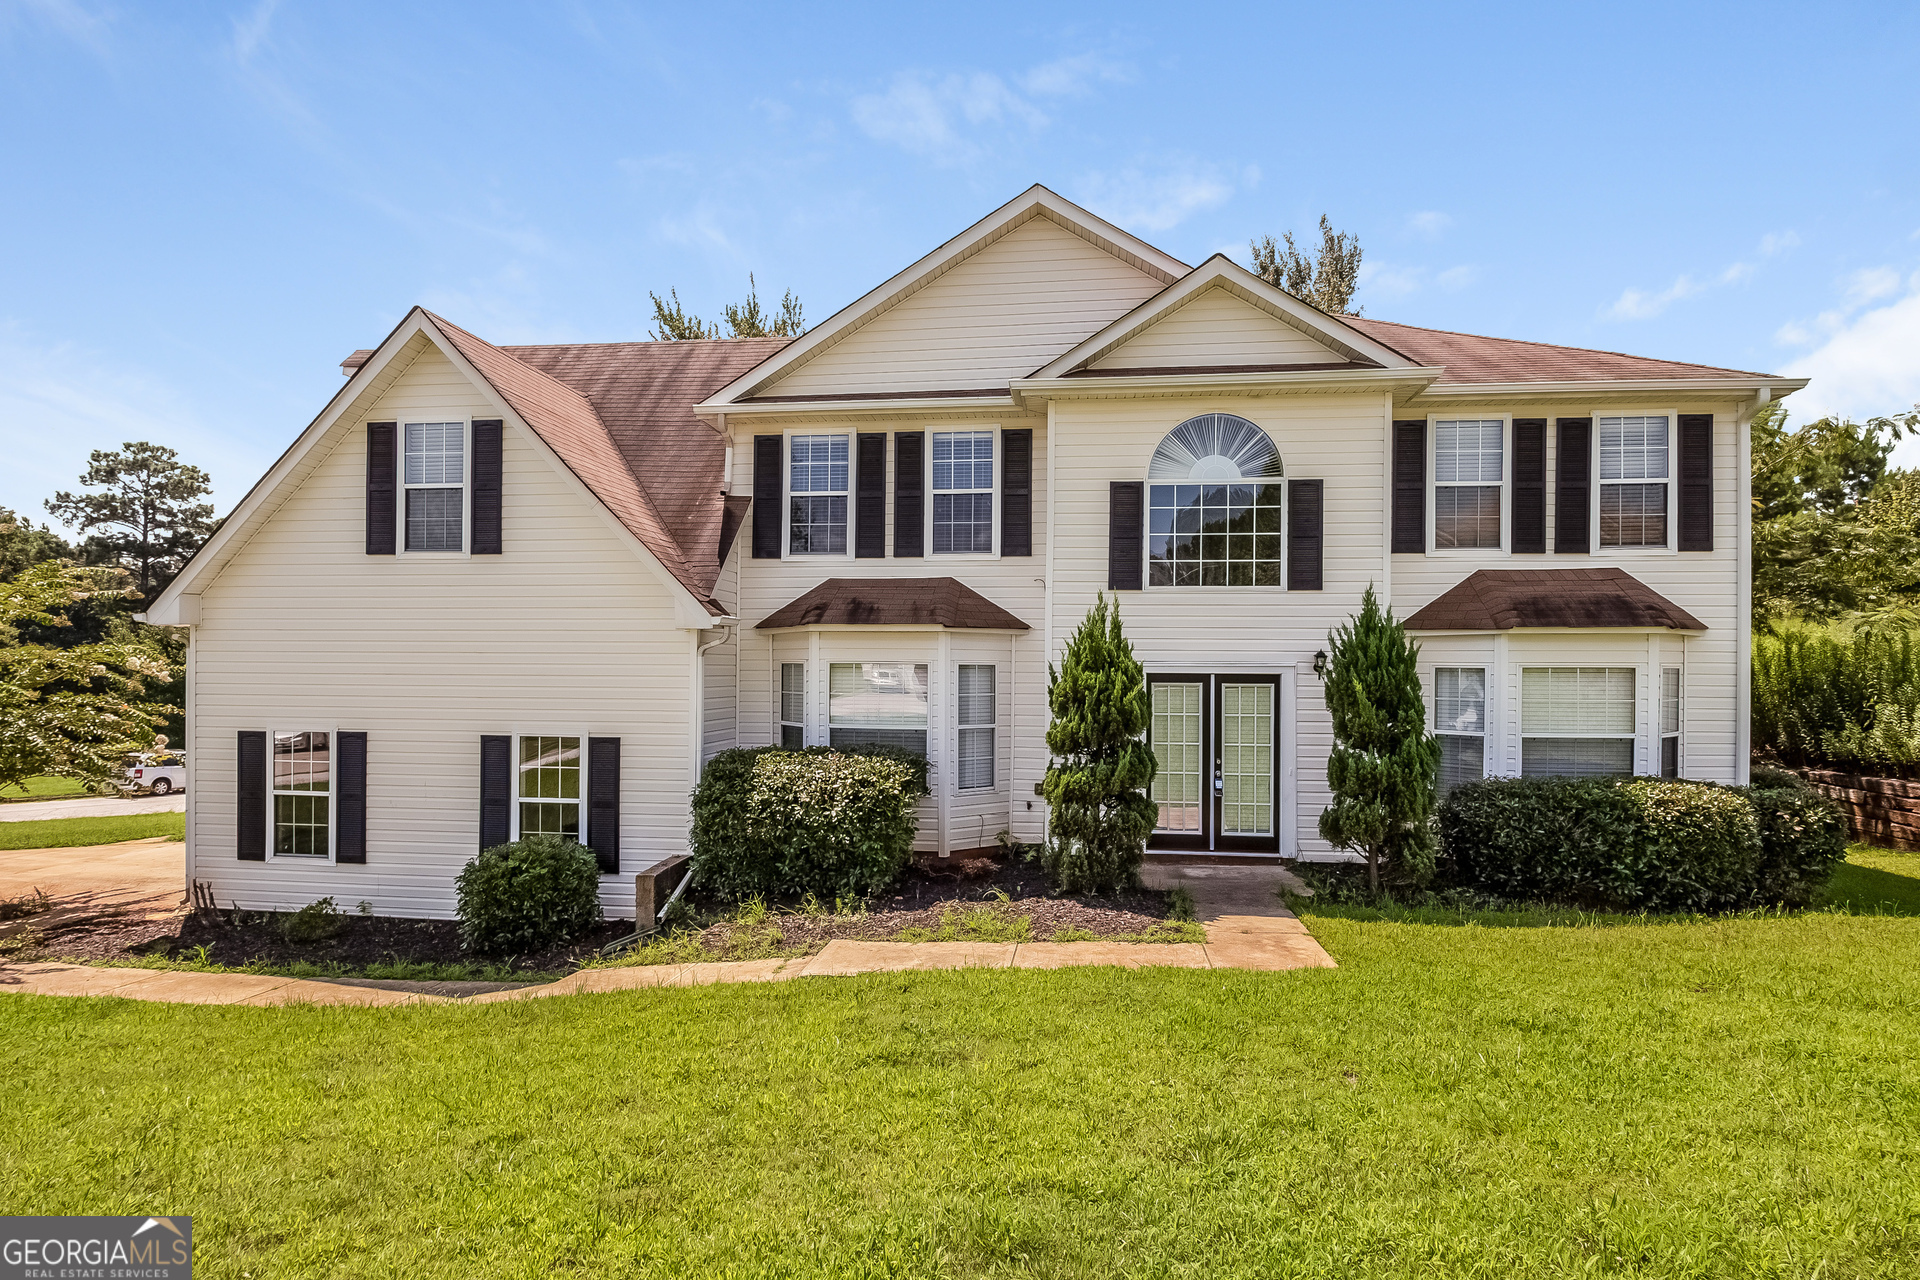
[
  {"left": 1434, "top": 420, "right": 1502, "bottom": 549},
  {"left": 956, "top": 664, "right": 995, "bottom": 789},
  {"left": 779, "top": 662, "right": 805, "bottom": 749},
  {"left": 1661, "top": 666, "right": 1681, "bottom": 778},
  {"left": 1521, "top": 667, "right": 1636, "bottom": 778},
  {"left": 828, "top": 662, "right": 929, "bottom": 755},
  {"left": 403, "top": 422, "right": 464, "bottom": 551},
  {"left": 1433, "top": 667, "right": 1486, "bottom": 795},
  {"left": 1599, "top": 416, "right": 1669, "bottom": 547},
  {"left": 789, "top": 434, "right": 849, "bottom": 554}
]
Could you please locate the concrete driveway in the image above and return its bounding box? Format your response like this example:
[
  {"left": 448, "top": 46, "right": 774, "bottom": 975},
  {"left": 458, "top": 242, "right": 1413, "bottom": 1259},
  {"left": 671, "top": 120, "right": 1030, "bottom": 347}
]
[
  {"left": 0, "top": 838, "right": 186, "bottom": 943},
  {"left": 0, "top": 794, "right": 186, "bottom": 822}
]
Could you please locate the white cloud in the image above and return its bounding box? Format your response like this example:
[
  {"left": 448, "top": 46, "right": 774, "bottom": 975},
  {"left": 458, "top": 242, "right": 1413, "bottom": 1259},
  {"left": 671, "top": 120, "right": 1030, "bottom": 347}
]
[
  {"left": 1020, "top": 53, "right": 1129, "bottom": 97},
  {"left": 3, "top": 0, "right": 111, "bottom": 53},
  {"left": 1783, "top": 274, "right": 1920, "bottom": 429},
  {"left": 1759, "top": 230, "right": 1800, "bottom": 257},
  {"left": 230, "top": 0, "right": 279, "bottom": 65},
  {"left": 1435, "top": 265, "right": 1478, "bottom": 291},
  {"left": 1844, "top": 265, "right": 1902, "bottom": 307},
  {"left": 1608, "top": 274, "right": 1704, "bottom": 320},
  {"left": 1357, "top": 260, "right": 1478, "bottom": 301},
  {"left": 850, "top": 70, "right": 1044, "bottom": 164},
  {"left": 1072, "top": 162, "right": 1234, "bottom": 233},
  {"left": 1405, "top": 210, "right": 1452, "bottom": 241}
]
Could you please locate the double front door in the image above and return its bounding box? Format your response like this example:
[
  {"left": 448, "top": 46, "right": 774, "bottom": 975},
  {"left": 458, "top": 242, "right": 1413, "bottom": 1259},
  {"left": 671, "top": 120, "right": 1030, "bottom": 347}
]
[{"left": 1147, "top": 674, "right": 1281, "bottom": 852}]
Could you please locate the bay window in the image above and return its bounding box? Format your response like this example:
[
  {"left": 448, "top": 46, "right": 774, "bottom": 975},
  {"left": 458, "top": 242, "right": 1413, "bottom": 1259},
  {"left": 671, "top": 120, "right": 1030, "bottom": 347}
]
[
  {"left": 1661, "top": 667, "right": 1681, "bottom": 778},
  {"left": 828, "top": 662, "right": 929, "bottom": 755},
  {"left": 1433, "top": 668, "right": 1487, "bottom": 795},
  {"left": 780, "top": 663, "right": 806, "bottom": 748},
  {"left": 957, "top": 664, "right": 996, "bottom": 789}
]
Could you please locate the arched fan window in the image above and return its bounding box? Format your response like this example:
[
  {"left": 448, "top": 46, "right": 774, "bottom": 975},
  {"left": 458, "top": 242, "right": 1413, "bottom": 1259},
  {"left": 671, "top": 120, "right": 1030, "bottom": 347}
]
[{"left": 1146, "top": 414, "right": 1284, "bottom": 587}]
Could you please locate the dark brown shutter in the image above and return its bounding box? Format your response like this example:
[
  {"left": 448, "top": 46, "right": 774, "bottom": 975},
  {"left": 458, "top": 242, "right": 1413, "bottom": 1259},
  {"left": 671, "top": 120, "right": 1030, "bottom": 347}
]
[
  {"left": 334, "top": 731, "right": 367, "bottom": 864},
  {"left": 1288, "top": 479, "right": 1324, "bottom": 591},
  {"left": 1108, "top": 481, "right": 1144, "bottom": 590},
  {"left": 894, "top": 431, "right": 924, "bottom": 557},
  {"left": 479, "top": 735, "right": 512, "bottom": 851},
  {"left": 365, "top": 422, "right": 396, "bottom": 555},
  {"left": 236, "top": 730, "right": 266, "bottom": 860},
  {"left": 587, "top": 737, "right": 620, "bottom": 874},
  {"left": 1001, "top": 428, "right": 1033, "bottom": 556},
  {"left": 1390, "top": 421, "right": 1425, "bottom": 553},
  {"left": 855, "top": 432, "right": 887, "bottom": 558},
  {"left": 471, "top": 419, "right": 502, "bottom": 554},
  {"left": 1678, "top": 414, "right": 1713, "bottom": 551},
  {"left": 1512, "top": 419, "right": 1547, "bottom": 554},
  {"left": 751, "top": 436, "right": 782, "bottom": 559},
  {"left": 1555, "top": 418, "right": 1591, "bottom": 554}
]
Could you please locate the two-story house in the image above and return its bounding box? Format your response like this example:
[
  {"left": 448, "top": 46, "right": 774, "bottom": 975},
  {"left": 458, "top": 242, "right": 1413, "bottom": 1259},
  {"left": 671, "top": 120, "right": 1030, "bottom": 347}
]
[{"left": 145, "top": 186, "right": 1805, "bottom": 917}]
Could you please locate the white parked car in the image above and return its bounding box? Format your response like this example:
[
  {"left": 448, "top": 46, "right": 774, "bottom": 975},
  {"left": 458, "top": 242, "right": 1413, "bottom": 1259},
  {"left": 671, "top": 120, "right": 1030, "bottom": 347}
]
[{"left": 124, "top": 752, "right": 186, "bottom": 796}]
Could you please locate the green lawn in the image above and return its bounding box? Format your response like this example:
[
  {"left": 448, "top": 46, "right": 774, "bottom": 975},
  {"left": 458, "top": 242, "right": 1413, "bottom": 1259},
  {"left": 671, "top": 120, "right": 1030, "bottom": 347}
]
[
  {"left": 0, "top": 811, "right": 184, "bottom": 850},
  {"left": 0, "top": 775, "right": 89, "bottom": 801},
  {"left": 3, "top": 851, "right": 1918, "bottom": 1276}
]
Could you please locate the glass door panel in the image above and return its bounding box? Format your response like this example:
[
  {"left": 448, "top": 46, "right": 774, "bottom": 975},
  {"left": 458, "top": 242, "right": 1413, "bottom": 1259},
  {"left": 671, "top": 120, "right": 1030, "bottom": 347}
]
[
  {"left": 1218, "top": 682, "right": 1274, "bottom": 836},
  {"left": 1150, "top": 681, "right": 1205, "bottom": 833}
]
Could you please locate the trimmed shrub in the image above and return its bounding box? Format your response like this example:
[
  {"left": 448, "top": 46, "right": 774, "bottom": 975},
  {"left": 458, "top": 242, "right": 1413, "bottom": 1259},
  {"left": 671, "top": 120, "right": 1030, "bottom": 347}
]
[
  {"left": 1742, "top": 774, "right": 1851, "bottom": 907},
  {"left": 455, "top": 835, "right": 602, "bottom": 955},
  {"left": 1437, "top": 776, "right": 1797, "bottom": 913},
  {"left": 690, "top": 745, "right": 928, "bottom": 903}
]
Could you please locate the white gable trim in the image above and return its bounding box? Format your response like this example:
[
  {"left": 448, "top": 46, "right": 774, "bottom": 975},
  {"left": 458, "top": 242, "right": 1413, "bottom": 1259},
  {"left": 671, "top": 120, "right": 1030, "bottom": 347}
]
[
  {"left": 1029, "top": 255, "right": 1420, "bottom": 380},
  {"left": 147, "top": 309, "right": 722, "bottom": 629},
  {"left": 696, "top": 185, "right": 1190, "bottom": 411}
]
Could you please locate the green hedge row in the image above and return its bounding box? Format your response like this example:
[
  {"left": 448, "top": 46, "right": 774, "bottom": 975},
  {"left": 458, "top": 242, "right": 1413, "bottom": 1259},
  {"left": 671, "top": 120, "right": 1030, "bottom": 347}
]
[
  {"left": 690, "top": 745, "right": 930, "bottom": 903},
  {"left": 1436, "top": 771, "right": 1849, "bottom": 912}
]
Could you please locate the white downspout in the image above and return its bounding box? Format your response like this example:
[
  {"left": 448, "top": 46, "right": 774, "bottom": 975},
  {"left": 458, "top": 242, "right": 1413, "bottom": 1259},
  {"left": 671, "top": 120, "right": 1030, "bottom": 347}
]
[
  {"left": 1737, "top": 390, "right": 1764, "bottom": 784},
  {"left": 692, "top": 624, "right": 735, "bottom": 781}
]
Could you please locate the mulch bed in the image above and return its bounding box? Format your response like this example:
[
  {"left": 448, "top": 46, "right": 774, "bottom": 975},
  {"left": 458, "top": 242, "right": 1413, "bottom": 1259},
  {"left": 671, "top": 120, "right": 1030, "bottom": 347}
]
[{"left": 7, "top": 849, "right": 1181, "bottom": 975}]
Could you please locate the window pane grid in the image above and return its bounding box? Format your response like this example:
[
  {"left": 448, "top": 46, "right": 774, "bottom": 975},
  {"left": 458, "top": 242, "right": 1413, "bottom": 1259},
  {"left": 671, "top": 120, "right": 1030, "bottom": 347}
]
[
  {"left": 517, "top": 735, "right": 581, "bottom": 842},
  {"left": 1147, "top": 482, "right": 1283, "bottom": 588},
  {"left": 1600, "top": 483, "right": 1668, "bottom": 547},
  {"left": 406, "top": 488, "right": 463, "bottom": 552},
  {"left": 1150, "top": 682, "right": 1204, "bottom": 832},
  {"left": 403, "top": 422, "right": 464, "bottom": 552},
  {"left": 1434, "top": 486, "right": 1501, "bottom": 549},
  {"left": 1435, "top": 420, "right": 1503, "bottom": 483},
  {"left": 1599, "top": 416, "right": 1669, "bottom": 481},
  {"left": 789, "top": 435, "right": 849, "bottom": 555},
  {"left": 404, "top": 422, "right": 465, "bottom": 485},
  {"left": 1433, "top": 420, "right": 1502, "bottom": 549},
  {"left": 1220, "top": 683, "right": 1272, "bottom": 835},
  {"left": 931, "top": 432, "right": 993, "bottom": 554},
  {"left": 272, "top": 731, "right": 330, "bottom": 858}
]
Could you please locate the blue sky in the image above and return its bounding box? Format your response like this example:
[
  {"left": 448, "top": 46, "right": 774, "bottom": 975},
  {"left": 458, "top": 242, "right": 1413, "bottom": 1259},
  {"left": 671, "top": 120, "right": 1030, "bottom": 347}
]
[{"left": 4, "top": 0, "right": 1918, "bottom": 528}]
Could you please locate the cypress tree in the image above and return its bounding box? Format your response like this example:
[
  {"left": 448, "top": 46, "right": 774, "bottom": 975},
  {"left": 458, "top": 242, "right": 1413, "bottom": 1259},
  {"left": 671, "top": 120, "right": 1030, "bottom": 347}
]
[
  {"left": 1037, "top": 594, "right": 1158, "bottom": 892},
  {"left": 1319, "top": 585, "right": 1441, "bottom": 893}
]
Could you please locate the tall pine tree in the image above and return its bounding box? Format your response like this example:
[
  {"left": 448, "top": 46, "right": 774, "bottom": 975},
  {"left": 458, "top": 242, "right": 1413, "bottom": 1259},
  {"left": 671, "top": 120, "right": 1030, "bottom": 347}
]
[
  {"left": 1037, "top": 594, "right": 1157, "bottom": 893},
  {"left": 1319, "top": 585, "right": 1440, "bottom": 893}
]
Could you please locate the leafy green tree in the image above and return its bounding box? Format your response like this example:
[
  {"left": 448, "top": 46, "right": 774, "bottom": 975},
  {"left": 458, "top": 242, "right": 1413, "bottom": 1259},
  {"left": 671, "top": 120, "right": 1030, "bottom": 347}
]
[
  {"left": 650, "top": 277, "right": 809, "bottom": 341},
  {"left": 1319, "top": 586, "right": 1440, "bottom": 894},
  {"left": 1250, "top": 215, "right": 1364, "bottom": 315},
  {"left": 1036, "top": 594, "right": 1157, "bottom": 893},
  {"left": 0, "top": 507, "right": 72, "bottom": 581},
  {"left": 45, "top": 442, "right": 215, "bottom": 602},
  {"left": 0, "top": 561, "right": 173, "bottom": 794}
]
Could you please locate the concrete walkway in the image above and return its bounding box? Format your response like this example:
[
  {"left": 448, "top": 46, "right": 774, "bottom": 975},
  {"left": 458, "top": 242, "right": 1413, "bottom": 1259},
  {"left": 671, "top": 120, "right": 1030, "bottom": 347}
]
[
  {"left": 0, "top": 837, "right": 186, "bottom": 945},
  {"left": 0, "top": 859, "right": 1335, "bottom": 1007},
  {"left": 0, "top": 794, "right": 186, "bottom": 822}
]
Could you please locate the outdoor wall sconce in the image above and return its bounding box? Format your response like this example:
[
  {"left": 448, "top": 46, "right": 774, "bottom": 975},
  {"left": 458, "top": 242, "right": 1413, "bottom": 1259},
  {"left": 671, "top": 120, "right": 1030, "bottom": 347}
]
[{"left": 1313, "top": 650, "right": 1328, "bottom": 679}]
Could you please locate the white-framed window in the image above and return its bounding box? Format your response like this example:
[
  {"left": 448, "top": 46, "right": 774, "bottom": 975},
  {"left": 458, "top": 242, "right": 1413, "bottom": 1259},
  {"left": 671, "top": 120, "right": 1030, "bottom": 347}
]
[
  {"left": 403, "top": 421, "right": 467, "bottom": 552},
  {"left": 271, "top": 729, "right": 332, "bottom": 859},
  {"left": 1661, "top": 666, "right": 1681, "bottom": 778},
  {"left": 788, "top": 433, "right": 849, "bottom": 555},
  {"left": 1433, "top": 668, "right": 1487, "bottom": 796},
  {"left": 1521, "top": 667, "right": 1636, "bottom": 779},
  {"left": 1145, "top": 413, "right": 1286, "bottom": 587},
  {"left": 1433, "top": 418, "right": 1504, "bottom": 550},
  {"left": 931, "top": 431, "right": 996, "bottom": 554},
  {"left": 514, "top": 735, "right": 583, "bottom": 841},
  {"left": 957, "top": 664, "right": 996, "bottom": 790},
  {"left": 1599, "top": 415, "right": 1671, "bottom": 548},
  {"left": 828, "top": 662, "right": 929, "bottom": 756},
  {"left": 780, "top": 663, "right": 806, "bottom": 749}
]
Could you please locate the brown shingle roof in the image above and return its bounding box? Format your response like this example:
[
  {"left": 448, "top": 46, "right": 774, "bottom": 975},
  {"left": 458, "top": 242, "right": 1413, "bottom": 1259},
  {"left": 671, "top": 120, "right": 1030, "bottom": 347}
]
[
  {"left": 419, "top": 312, "right": 789, "bottom": 612},
  {"left": 1402, "top": 568, "right": 1706, "bottom": 632},
  {"left": 1342, "top": 316, "right": 1780, "bottom": 385},
  {"left": 758, "top": 578, "right": 1031, "bottom": 630}
]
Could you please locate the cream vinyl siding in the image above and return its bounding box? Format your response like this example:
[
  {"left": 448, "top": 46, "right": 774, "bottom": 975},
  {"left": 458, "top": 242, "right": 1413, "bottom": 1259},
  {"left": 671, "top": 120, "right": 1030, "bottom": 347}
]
[
  {"left": 733, "top": 413, "right": 1049, "bottom": 849},
  {"left": 1048, "top": 393, "right": 1390, "bottom": 857},
  {"left": 1391, "top": 405, "right": 1742, "bottom": 784},
  {"left": 760, "top": 218, "right": 1165, "bottom": 398},
  {"left": 188, "top": 347, "right": 698, "bottom": 920},
  {"left": 1089, "top": 286, "right": 1344, "bottom": 370}
]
